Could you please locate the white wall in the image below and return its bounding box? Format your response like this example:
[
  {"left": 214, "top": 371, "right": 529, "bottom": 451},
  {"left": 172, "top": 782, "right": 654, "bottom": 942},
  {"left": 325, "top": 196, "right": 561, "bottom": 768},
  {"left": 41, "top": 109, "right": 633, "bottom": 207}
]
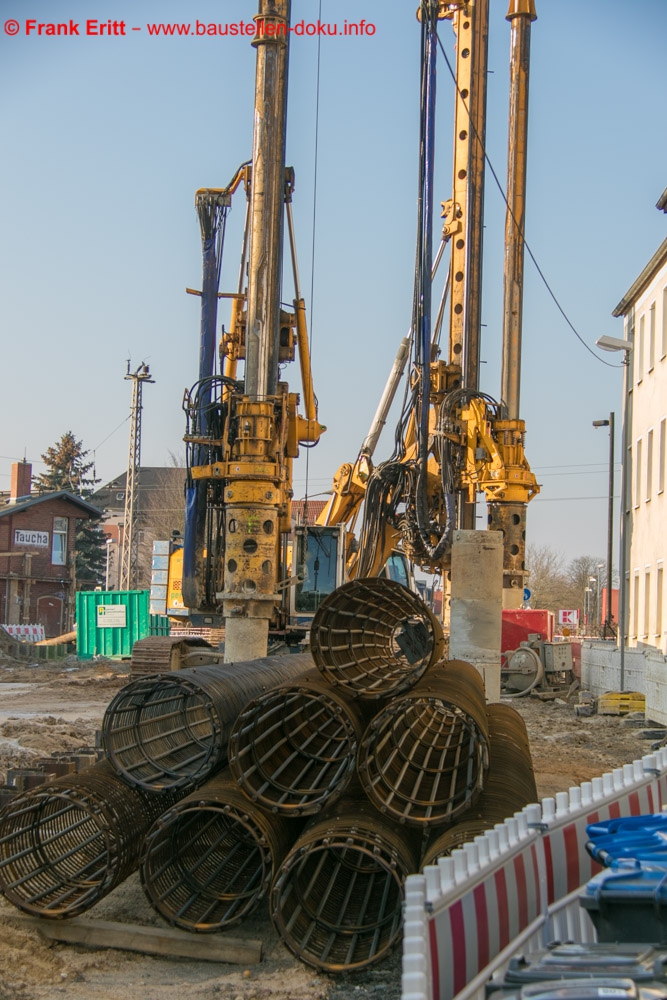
[
  {"left": 624, "top": 263, "right": 667, "bottom": 652},
  {"left": 581, "top": 639, "right": 667, "bottom": 726}
]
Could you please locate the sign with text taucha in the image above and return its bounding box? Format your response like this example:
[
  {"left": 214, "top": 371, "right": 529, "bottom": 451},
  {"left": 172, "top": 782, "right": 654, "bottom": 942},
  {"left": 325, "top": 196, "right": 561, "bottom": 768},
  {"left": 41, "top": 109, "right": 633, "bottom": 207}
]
[{"left": 14, "top": 529, "right": 49, "bottom": 547}]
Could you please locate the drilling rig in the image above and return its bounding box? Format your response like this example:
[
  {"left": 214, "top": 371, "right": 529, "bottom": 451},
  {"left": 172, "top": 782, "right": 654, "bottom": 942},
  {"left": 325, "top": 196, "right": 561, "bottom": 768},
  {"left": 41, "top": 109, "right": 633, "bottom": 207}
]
[
  {"left": 142, "top": 0, "right": 541, "bottom": 672},
  {"left": 178, "top": 0, "right": 325, "bottom": 663},
  {"left": 316, "top": 0, "right": 540, "bottom": 612}
]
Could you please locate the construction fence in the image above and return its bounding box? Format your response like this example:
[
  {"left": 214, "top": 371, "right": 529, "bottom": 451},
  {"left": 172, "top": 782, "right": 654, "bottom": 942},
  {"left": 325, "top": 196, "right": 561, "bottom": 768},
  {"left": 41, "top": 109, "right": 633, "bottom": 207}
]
[{"left": 402, "top": 747, "right": 667, "bottom": 1000}]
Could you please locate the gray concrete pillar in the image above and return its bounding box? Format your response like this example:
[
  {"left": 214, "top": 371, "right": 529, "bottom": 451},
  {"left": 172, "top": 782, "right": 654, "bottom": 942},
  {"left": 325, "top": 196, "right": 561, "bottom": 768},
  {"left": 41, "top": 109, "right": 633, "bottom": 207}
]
[{"left": 449, "top": 529, "right": 503, "bottom": 702}]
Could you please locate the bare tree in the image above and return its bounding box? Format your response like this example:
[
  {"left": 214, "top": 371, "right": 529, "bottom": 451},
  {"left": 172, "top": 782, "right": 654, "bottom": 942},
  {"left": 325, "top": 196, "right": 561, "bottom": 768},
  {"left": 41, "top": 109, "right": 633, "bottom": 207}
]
[
  {"left": 525, "top": 545, "right": 607, "bottom": 631},
  {"left": 136, "top": 457, "right": 186, "bottom": 588},
  {"left": 567, "top": 554, "right": 606, "bottom": 634},
  {"left": 525, "top": 544, "right": 569, "bottom": 612}
]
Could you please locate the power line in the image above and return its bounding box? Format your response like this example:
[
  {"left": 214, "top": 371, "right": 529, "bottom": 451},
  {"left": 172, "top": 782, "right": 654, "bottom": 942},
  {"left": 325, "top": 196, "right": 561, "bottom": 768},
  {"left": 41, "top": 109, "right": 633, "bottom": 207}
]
[{"left": 533, "top": 495, "right": 613, "bottom": 503}]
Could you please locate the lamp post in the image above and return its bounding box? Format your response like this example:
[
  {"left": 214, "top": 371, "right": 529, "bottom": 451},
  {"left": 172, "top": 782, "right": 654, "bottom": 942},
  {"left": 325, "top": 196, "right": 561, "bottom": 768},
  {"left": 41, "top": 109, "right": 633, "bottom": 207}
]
[
  {"left": 585, "top": 586, "right": 593, "bottom": 632},
  {"left": 596, "top": 561, "right": 605, "bottom": 635},
  {"left": 588, "top": 575, "right": 597, "bottom": 634},
  {"left": 596, "top": 335, "right": 634, "bottom": 689},
  {"left": 105, "top": 538, "right": 113, "bottom": 591},
  {"left": 593, "top": 415, "right": 615, "bottom": 639}
]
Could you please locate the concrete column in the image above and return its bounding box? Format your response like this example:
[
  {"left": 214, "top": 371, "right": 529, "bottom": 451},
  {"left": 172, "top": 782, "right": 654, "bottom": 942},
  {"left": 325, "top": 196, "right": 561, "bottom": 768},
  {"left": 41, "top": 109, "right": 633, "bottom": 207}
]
[
  {"left": 449, "top": 529, "right": 503, "bottom": 702},
  {"left": 224, "top": 617, "right": 269, "bottom": 664}
]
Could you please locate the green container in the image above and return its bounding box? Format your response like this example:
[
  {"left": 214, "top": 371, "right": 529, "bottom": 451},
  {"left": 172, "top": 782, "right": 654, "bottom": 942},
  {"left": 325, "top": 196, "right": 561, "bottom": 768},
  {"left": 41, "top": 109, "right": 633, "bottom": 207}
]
[
  {"left": 150, "top": 614, "right": 171, "bottom": 637},
  {"left": 76, "top": 590, "right": 165, "bottom": 660}
]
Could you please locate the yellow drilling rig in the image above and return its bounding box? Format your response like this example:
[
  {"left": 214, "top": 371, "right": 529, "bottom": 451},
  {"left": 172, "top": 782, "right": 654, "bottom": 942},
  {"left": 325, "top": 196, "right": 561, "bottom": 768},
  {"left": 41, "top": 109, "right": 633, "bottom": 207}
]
[{"left": 145, "top": 0, "right": 540, "bottom": 669}]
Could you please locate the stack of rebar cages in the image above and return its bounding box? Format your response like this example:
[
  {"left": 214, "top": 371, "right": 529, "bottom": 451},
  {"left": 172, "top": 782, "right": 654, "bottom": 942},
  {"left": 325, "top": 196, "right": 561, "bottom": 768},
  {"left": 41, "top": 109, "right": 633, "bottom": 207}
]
[{"left": 0, "top": 578, "right": 537, "bottom": 973}]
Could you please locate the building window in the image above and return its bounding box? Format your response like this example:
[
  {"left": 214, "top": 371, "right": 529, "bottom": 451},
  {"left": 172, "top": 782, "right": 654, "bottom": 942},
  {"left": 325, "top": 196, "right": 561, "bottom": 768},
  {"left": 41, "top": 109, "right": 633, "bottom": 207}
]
[
  {"left": 635, "top": 438, "right": 643, "bottom": 507},
  {"left": 51, "top": 517, "right": 68, "bottom": 566},
  {"left": 657, "top": 564, "right": 664, "bottom": 638},
  {"left": 649, "top": 303, "right": 656, "bottom": 371},
  {"left": 644, "top": 571, "right": 651, "bottom": 638},
  {"left": 662, "top": 287, "right": 667, "bottom": 359},
  {"left": 633, "top": 573, "right": 640, "bottom": 638},
  {"left": 637, "top": 314, "right": 645, "bottom": 382},
  {"left": 647, "top": 429, "right": 654, "bottom": 500},
  {"left": 660, "top": 420, "right": 667, "bottom": 495}
]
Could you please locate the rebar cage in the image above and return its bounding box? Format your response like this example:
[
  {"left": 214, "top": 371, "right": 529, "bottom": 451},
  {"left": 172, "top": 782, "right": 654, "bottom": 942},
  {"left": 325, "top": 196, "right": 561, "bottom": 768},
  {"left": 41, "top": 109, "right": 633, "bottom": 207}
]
[{"left": 310, "top": 578, "right": 445, "bottom": 700}]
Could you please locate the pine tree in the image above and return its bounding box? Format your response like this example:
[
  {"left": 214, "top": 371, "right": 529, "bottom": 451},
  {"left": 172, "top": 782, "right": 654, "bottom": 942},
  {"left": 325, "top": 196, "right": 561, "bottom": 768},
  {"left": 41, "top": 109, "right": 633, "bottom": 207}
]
[
  {"left": 35, "top": 432, "right": 107, "bottom": 589},
  {"left": 33, "top": 431, "right": 97, "bottom": 495}
]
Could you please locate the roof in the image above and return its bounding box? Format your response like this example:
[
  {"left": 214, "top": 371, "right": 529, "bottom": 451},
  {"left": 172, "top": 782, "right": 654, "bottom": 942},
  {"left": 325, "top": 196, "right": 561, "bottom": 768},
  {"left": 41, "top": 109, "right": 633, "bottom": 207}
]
[
  {"left": 0, "top": 491, "right": 102, "bottom": 520},
  {"left": 292, "top": 499, "right": 328, "bottom": 523},
  {"left": 657, "top": 187, "right": 667, "bottom": 212},
  {"left": 91, "top": 467, "right": 185, "bottom": 513},
  {"left": 612, "top": 237, "right": 667, "bottom": 317}
]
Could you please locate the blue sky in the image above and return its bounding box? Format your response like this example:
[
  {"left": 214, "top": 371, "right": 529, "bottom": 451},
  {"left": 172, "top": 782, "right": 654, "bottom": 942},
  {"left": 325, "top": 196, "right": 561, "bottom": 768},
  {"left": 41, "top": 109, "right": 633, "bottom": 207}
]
[{"left": 1, "top": 0, "right": 666, "bottom": 564}]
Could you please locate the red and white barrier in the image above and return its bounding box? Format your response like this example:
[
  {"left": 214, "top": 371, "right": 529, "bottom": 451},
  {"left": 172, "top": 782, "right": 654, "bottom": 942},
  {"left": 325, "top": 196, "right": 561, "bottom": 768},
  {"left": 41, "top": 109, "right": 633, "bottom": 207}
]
[
  {"left": 402, "top": 748, "right": 667, "bottom": 1000},
  {"left": 2, "top": 624, "right": 45, "bottom": 643}
]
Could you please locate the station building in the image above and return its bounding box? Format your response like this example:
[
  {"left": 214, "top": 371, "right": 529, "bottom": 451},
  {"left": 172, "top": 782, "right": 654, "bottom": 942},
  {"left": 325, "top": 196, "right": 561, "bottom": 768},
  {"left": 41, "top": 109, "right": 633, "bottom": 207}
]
[{"left": 0, "top": 461, "right": 100, "bottom": 636}]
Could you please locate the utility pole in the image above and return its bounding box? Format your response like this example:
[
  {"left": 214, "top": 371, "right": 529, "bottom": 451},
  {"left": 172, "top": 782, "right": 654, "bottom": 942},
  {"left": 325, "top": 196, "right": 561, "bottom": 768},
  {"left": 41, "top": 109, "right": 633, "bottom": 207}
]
[
  {"left": 119, "top": 363, "right": 154, "bottom": 591},
  {"left": 593, "top": 414, "right": 616, "bottom": 637}
]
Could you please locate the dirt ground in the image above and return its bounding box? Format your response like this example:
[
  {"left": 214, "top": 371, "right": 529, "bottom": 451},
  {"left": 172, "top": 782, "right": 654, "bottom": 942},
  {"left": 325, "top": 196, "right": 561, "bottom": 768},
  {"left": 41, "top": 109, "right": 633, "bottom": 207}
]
[{"left": 0, "top": 654, "right": 659, "bottom": 1000}]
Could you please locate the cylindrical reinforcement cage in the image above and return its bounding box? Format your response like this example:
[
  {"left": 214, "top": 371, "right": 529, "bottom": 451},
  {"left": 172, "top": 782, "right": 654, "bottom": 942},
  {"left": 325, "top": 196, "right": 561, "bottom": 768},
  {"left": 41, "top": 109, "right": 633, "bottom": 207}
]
[
  {"left": 229, "top": 670, "right": 370, "bottom": 816},
  {"left": 421, "top": 702, "right": 537, "bottom": 867},
  {"left": 102, "top": 653, "right": 314, "bottom": 794},
  {"left": 357, "top": 659, "right": 490, "bottom": 828},
  {"left": 140, "top": 770, "right": 296, "bottom": 931},
  {"left": 271, "top": 797, "right": 420, "bottom": 972},
  {"left": 0, "top": 760, "right": 182, "bottom": 919},
  {"left": 309, "top": 578, "right": 444, "bottom": 700}
]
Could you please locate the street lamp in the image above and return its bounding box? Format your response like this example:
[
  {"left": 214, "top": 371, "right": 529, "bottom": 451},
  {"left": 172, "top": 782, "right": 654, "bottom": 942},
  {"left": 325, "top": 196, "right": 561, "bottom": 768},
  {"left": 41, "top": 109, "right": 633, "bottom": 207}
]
[
  {"left": 584, "top": 586, "right": 594, "bottom": 632},
  {"left": 105, "top": 538, "right": 113, "bottom": 591},
  {"left": 595, "top": 334, "right": 634, "bottom": 689},
  {"left": 593, "top": 415, "right": 615, "bottom": 639},
  {"left": 588, "top": 576, "right": 597, "bottom": 634},
  {"left": 596, "top": 561, "right": 606, "bottom": 635}
]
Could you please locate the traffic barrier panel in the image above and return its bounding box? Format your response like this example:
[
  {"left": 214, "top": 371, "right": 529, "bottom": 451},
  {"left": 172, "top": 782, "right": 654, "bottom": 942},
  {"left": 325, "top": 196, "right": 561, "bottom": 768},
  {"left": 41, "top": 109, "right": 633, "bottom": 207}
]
[{"left": 401, "top": 748, "right": 667, "bottom": 1000}]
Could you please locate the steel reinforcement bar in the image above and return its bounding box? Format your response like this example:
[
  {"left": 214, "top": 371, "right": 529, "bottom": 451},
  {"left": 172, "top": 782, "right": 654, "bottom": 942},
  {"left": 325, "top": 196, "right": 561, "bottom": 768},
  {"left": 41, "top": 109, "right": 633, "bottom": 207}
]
[
  {"left": 271, "top": 796, "right": 420, "bottom": 972},
  {"left": 140, "top": 769, "right": 297, "bottom": 931},
  {"left": 421, "top": 702, "right": 537, "bottom": 866},
  {"left": 310, "top": 578, "right": 444, "bottom": 700},
  {"left": 358, "top": 660, "right": 490, "bottom": 828},
  {"left": 229, "top": 669, "right": 370, "bottom": 816},
  {"left": 102, "top": 653, "right": 314, "bottom": 793},
  {"left": 0, "top": 760, "right": 183, "bottom": 919}
]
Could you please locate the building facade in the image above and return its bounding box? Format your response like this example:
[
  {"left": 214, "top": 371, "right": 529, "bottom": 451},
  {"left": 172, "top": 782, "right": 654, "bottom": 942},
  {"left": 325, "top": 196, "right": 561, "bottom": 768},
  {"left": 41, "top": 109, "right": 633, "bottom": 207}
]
[
  {"left": 0, "top": 462, "right": 101, "bottom": 636},
  {"left": 91, "top": 467, "right": 186, "bottom": 589},
  {"left": 613, "top": 193, "right": 667, "bottom": 652}
]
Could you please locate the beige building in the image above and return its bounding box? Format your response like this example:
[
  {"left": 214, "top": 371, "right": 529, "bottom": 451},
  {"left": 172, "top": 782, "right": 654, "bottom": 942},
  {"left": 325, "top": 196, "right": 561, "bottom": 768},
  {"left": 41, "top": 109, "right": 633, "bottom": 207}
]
[{"left": 613, "top": 188, "right": 667, "bottom": 651}]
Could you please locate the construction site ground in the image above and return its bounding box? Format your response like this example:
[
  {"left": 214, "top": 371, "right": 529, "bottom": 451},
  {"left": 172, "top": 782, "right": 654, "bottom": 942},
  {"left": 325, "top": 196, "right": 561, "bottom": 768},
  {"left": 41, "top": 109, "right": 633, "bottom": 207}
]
[{"left": 0, "top": 654, "right": 657, "bottom": 1000}]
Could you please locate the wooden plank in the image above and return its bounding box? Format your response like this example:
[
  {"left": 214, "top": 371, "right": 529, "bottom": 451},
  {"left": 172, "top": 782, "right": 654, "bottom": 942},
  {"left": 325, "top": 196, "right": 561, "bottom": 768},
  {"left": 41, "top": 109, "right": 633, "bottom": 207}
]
[{"left": 18, "top": 915, "right": 262, "bottom": 965}]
